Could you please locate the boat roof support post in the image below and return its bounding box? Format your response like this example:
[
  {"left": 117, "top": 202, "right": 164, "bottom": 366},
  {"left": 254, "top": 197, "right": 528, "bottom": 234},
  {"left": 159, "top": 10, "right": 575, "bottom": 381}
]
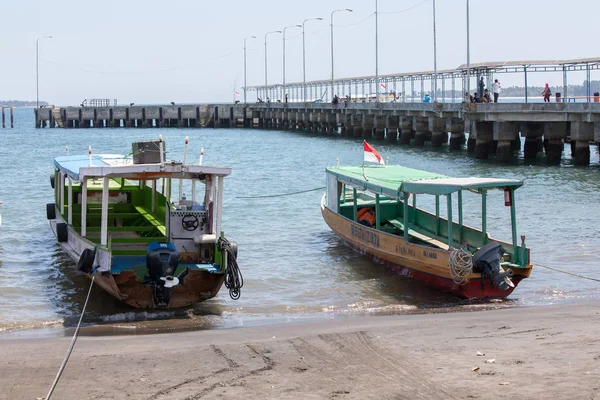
[
  {"left": 458, "top": 190, "right": 463, "bottom": 243},
  {"left": 352, "top": 188, "right": 357, "bottom": 222},
  {"left": 446, "top": 194, "right": 453, "bottom": 247},
  {"left": 100, "top": 176, "right": 110, "bottom": 247},
  {"left": 54, "top": 170, "right": 59, "bottom": 205},
  {"left": 81, "top": 179, "right": 87, "bottom": 237},
  {"left": 481, "top": 189, "right": 487, "bottom": 244},
  {"left": 67, "top": 177, "right": 73, "bottom": 225},
  {"left": 166, "top": 178, "right": 172, "bottom": 204},
  {"left": 403, "top": 195, "right": 409, "bottom": 240},
  {"left": 375, "top": 194, "right": 380, "bottom": 230},
  {"left": 59, "top": 172, "right": 65, "bottom": 217},
  {"left": 151, "top": 180, "right": 157, "bottom": 213},
  {"left": 412, "top": 194, "right": 417, "bottom": 224},
  {"left": 510, "top": 188, "right": 519, "bottom": 264},
  {"left": 435, "top": 195, "right": 440, "bottom": 235},
  {"left": 216, "top": 176, "right": 224, "bottom": 236}
]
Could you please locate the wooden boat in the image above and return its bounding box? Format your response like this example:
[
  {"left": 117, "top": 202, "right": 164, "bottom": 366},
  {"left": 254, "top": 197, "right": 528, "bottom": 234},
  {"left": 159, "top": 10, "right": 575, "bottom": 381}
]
[
  {"left": 321, "top": 164, "right": 533, "bottom": 298},
  {"left": 46, "top": 138, "right": 242, "bottom": 308}
]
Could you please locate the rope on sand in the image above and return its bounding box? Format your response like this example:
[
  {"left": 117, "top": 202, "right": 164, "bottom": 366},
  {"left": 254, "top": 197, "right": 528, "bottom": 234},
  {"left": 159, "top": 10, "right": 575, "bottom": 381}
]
[
  {"left": 44, "top": 275, "right": 95, "bottom": 400},
  {"left": 533, "top": 263, "right": 600, "bottom": 283}
]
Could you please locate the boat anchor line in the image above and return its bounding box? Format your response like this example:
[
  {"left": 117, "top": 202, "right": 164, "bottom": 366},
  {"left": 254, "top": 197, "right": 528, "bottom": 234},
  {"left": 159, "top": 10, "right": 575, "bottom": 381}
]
[
  {"left": 236, "top": 186, "right": 326, "bottom": 199},
  {"left": 533, "top": 263, "right": 600, "bottom": 283},
  {"left": 45, "top": 275, "right": 96, "bottom": 400}
]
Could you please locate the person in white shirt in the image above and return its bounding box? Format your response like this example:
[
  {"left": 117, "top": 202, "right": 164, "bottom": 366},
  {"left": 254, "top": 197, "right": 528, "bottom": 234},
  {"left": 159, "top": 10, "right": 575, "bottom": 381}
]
[{"left": 492, "top": 79, "right": 501, "bottom": 103}]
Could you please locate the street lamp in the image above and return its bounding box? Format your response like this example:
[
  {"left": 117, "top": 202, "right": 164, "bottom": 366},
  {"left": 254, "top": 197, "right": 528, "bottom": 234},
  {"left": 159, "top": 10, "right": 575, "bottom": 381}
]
[
  {"left": 36, "top": 35, "right": 52, "bottom": 109},
  {"left": 244, "top": 35, "right": 256, "bottom": 104},
  {"left": 283, "top": 24, "right": 302, "bottom": 102},
  {"left": 375, "top": 0, "right": 380, "bottom": 103},
  {"left": 264, "top": 30, "right": 282, "bottom": 101},
  {"left": 432, "top": 0, "right": 438, "bottom": 102},
  {"left": 331, "top": 9, "right": 353, "bottom": 102},
  {"left": 302, "top": 17, "right": 323, "bottom": 102},
  {"left": 466, "top": 0, "right": 471, "bottom": 98}
]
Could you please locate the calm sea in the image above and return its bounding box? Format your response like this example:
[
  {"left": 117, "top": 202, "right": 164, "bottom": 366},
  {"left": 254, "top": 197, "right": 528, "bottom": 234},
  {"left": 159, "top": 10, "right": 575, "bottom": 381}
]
[{"left": 1, "top": 108, "right": 599, "bottom": 337}]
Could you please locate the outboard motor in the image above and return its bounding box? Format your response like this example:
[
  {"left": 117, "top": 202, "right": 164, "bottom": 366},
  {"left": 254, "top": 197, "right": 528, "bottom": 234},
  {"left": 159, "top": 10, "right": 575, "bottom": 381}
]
[
  {"left": 472, "top": 242, "right": 514, "bottom": 291},
  {"left": 146, "top": 242, "right": 180, "bottom": 307}
]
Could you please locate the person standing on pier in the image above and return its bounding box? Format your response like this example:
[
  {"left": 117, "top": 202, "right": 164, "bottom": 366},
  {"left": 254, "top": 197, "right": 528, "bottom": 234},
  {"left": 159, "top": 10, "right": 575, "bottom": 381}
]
[
  {"left": 478, "top": 77, "right": 485, "bottom": 98},
  {"left": 542, "top": 84, "right": 552, "bottom": 102},
  {"left": 492, "top": 79, "right": 501, "bottom": 103}
]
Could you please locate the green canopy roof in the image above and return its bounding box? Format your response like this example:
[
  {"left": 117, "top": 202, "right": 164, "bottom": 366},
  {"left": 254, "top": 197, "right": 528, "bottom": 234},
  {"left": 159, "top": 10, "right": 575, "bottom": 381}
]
[{"left": 327, "top": 165, "right": 523, "bottom": 197}]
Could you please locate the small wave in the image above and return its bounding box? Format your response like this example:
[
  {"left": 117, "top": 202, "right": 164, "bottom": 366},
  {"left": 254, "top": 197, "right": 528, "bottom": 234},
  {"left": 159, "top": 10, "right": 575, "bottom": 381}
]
[
  {"left": 100, "top": 311, "right": 178, "bottom": 323},
  {"left": 0, "top": 319, "right": 63, "bottom": 333}
]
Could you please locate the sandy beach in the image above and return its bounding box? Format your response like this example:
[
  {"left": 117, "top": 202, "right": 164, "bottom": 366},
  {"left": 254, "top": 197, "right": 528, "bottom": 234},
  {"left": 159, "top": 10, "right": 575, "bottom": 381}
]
[{"left": 1, "top": 302, "right": 599, "bottom": 400}]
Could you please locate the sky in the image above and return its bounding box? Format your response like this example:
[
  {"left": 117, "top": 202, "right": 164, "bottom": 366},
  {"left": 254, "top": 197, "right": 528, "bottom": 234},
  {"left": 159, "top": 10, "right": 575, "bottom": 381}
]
[{"left": 1, "top": 0, "right": 598, "bottom": 105}]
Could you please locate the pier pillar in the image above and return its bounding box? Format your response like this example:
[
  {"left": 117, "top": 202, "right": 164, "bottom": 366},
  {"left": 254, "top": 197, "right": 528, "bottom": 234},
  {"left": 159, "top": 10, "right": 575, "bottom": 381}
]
[
  {"left": 429, "top": 117, "right": 447, "bottom": 147},
  {"left": 474, "top": 121, "right": 493, "bottom": 159},
  {"left": 466, "top": 120, "right": 476, "bottom": 152},
  {"left": 353, "top": 115, "right": 363, "bottom": 138},
  {"left": 570, "top": 121, "right": 593, "bottom": 165},
  {"left": 362, "top": 114, "right": 373, "bottom": 139},
  {"left": 399, "top": 117, "right": 412, "bottom": 144},
  {"left": 543, "top": 122, "right": 568, "bottom": 163},
  {"left": 493, "top": 122, "right": 519, "bottom": 162},
  {"left": 413, "top": 117, "right": 429, "bottom": 146},
  {"left": 447, "top": 118, "right": 465, "bottom": 150},
  {"left": 521, "top": 122, "right": 544, "bottom": 159},
  {"left": 374, "top": 115, "right": 385, "bottom": 140},
  {"left": 386, "top": 116, "right": 399, "bottom": 142}
]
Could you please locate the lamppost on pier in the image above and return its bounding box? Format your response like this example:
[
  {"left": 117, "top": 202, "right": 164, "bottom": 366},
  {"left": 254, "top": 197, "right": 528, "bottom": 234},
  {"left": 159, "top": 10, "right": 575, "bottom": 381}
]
[
  {"left": 244, "top": 35, "right": 256, "bottom": 104},
  {"left": 302, "top": 17, "right": 323, "bottom": 102},
  {"left": 264, "top": 30, "right": 282, "bottom": 101},
  {"left": 36, "top": 35, "right": 52, "bottom": 109},
  {"left": 432, "top": 0, "right": 438, "bottom": 102},
  {"left": 466, "top": 0, "right": 471, "bottom": 98},
  {"left": 375, "top": 0, "right": 380, "bottom": 103},
  {"left": 283, "top": 24, "right": 302, "bottom": 102},
  {"left": 330, "top": 8, "right": 352, "bottom": 102}
]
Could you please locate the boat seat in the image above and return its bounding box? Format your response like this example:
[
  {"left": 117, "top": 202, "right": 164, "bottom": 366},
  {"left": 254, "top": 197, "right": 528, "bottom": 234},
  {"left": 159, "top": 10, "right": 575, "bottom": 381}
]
[
  {"left": 134, "top": 206, "right": 166, "bottom": 236},
  {"left": 387, "top": 219, "right": 450, "bottom": 250}
]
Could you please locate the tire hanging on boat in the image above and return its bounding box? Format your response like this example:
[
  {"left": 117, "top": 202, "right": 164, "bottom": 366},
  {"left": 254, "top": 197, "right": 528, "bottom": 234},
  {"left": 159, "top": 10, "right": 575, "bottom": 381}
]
[
  {"left": 56, "top": 223, "right": 68, "bottom": 242},
  {"left": 78, "top": 248, "right": 97, "bottom": 274},
  {"left": 46, "top": 203, "right": 56, "bottom": 220},
  {"left": 50, "top": 174, "right": 55, "bottom": 189}
]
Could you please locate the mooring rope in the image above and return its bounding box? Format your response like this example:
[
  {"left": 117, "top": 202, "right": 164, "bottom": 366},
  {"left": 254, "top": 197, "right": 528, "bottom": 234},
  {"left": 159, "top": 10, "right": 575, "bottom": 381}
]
[
  {"left": 533, "top": 263, "right": 600, "bottom": 283},
  {"left": 449, "top": 248, "right": 473, "bottom": 285},
  {"left": 45, "top": 275, "right": 95, "bottom": 400},
  {"left": 236, "top": 186, "right": 326, "bottom": 199}
]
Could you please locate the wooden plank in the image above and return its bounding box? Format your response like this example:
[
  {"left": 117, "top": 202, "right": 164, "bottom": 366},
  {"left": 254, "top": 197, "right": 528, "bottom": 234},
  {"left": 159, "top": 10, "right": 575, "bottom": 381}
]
[
  {"left": 134, "top": 206, "right": 166, "bottom": 235},
  {"left": 387, "top": 219, "right": 450, "bottom": 250}
]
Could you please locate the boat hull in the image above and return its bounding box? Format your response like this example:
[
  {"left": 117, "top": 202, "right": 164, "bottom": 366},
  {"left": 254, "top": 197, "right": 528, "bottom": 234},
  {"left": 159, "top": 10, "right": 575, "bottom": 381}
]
[
  {"left": 49, "top": 216, "right": 225, "bottom": 309},
  {"left": 321, "top": 200, "right": 525, "bottom": 299}
]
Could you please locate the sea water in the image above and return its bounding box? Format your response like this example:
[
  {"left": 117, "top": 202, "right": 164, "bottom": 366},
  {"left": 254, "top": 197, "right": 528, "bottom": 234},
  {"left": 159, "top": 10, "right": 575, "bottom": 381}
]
[{"left": 1, "top": 108, "right": 599, "bottom": 336}]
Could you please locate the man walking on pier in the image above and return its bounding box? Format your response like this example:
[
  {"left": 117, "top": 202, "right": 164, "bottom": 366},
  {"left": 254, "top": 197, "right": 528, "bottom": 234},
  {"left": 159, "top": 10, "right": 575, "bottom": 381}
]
[
  {"left": 478, "top": 77, "right": 485, "bottom": 98},
  {"left": 492, "top": 79, "right": 501, "bottom": 103}
]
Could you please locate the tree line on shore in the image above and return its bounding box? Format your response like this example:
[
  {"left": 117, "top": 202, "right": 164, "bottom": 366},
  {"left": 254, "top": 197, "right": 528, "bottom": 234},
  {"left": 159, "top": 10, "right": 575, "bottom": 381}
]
[{"left": 0, "top": 100, "right": 48, "bottom": 108}]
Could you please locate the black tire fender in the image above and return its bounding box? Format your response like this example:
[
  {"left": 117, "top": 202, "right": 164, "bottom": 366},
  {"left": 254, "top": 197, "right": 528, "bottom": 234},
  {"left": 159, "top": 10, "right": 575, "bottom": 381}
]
[
  {"left": 56, "top": 223, "right": 68, "bottom": 243},
  {"left": 78, "top": 248, "right": 96, "bottom": 274},
  {"left": 46, "top": 203, "right": 56, "bottom": 220},
  {"left": 229, "top": 241, "right": 238, "bottom": 259}
]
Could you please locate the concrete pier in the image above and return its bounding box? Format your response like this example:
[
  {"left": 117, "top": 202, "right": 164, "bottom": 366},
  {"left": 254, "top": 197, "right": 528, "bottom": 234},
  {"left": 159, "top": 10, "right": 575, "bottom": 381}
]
[{"left": 35, "top": 102, "right": 600, "bottom": 166}]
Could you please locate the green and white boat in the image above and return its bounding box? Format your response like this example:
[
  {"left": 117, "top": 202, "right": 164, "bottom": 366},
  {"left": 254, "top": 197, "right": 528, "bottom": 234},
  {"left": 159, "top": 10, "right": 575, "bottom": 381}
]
[{"left": 47, "top": 138, "right": 242, "bottom": 308}]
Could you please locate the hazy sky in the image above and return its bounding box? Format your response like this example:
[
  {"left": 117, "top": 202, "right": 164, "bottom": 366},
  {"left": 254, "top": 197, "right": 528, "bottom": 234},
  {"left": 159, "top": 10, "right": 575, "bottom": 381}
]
[{"left": 1, "top": 0, "right": 598, "bottom": 105}]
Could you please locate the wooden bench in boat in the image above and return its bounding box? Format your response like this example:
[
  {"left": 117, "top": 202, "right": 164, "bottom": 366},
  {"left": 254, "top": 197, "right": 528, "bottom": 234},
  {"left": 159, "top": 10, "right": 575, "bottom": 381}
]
[{"left": 387, "top": 219, "right": 450, "bottom": 250}]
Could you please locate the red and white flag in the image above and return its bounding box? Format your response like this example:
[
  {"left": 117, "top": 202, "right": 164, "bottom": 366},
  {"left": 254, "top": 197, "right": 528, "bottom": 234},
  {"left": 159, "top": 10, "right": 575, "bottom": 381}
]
[
  {"left": 380, "top": 83, "right": 387, "bottom": 90},
  {"left": 235, "top": 91, "right": 240, "bottom": 97},
  {"left": 364, "top": 140, "right": 385, "bottom": 165}
]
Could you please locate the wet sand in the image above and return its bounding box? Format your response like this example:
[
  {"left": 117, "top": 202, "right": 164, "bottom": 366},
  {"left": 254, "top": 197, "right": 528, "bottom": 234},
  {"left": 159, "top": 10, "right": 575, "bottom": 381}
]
[{"left": 1, "top": 301, "right": 599, "bottom": 400}]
